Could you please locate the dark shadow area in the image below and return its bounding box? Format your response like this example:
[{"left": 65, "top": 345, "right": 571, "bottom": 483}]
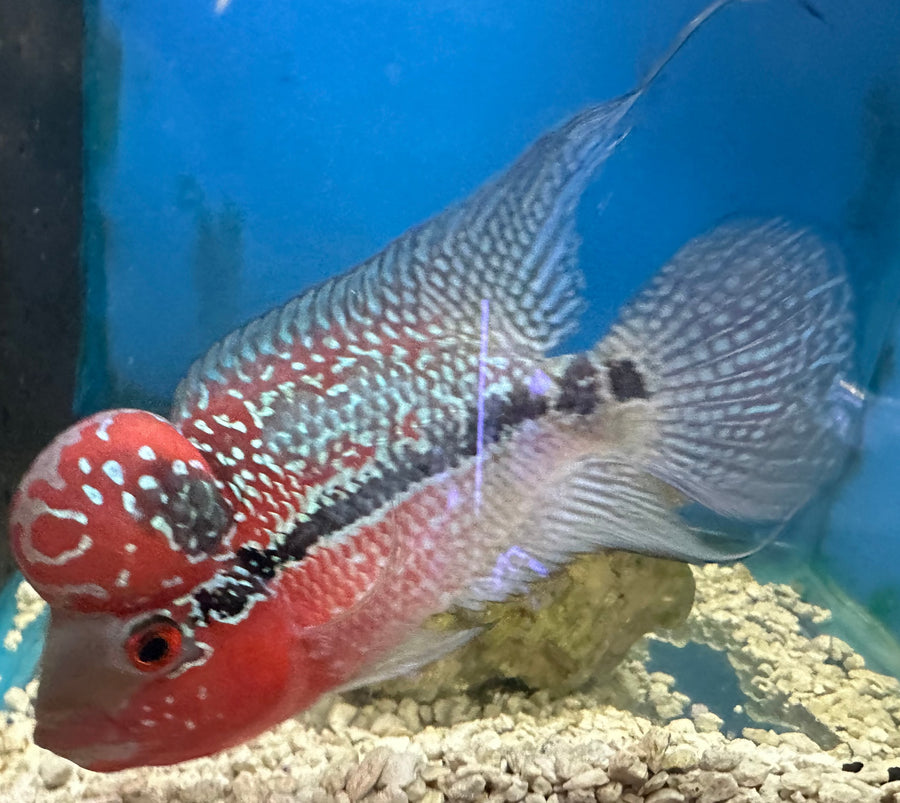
[{"left": 0, "top": 2, "right": 84, "bottom": 584}]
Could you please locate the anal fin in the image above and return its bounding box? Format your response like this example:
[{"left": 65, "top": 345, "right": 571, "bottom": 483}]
[{"left": 534, "top": 458, "right": 754, "bottom": 565}]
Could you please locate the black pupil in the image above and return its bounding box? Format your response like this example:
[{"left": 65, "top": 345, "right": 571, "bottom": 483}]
[{"left": 139, "top": 633, "right": 170, "bottom": 664}]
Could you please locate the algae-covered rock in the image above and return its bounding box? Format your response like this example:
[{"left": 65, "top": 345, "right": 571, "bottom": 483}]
[{"left": 373, "top": 552, "right": 695, "bottom": 700}]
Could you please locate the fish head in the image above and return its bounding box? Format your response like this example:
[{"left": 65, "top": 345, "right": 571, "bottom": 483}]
[
  {"left": 31, "top": 597, "right": 296, "bottom": 771},
  {"left": 9, "top": 409, "right": 303, "bottom": 769}
]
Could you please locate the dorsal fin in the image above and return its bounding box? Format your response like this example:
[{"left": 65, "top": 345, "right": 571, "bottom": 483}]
[
  {"left": 172, "top": 96, "right": 620, "bottom": 419},
  {"left": 172, "top": 0, "right": 768, "bottom": 421}
]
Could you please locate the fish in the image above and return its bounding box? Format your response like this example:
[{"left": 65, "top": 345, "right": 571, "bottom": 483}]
[{"left": 8, "top": 0, "right": 858, "bottom": 772}]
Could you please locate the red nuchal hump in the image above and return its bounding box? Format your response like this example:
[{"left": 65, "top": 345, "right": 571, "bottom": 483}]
[{"left": 9, "top": 410, "right": 234, "bottom": 614}]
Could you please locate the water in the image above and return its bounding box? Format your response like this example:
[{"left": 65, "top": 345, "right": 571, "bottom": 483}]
[{"left": 3, "top": 0, "right": 900, "bottom": 799}]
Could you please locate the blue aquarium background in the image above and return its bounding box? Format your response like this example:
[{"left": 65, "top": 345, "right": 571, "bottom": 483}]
[{"left": 4, "top": 0, "right": 900, "bottom": 693}]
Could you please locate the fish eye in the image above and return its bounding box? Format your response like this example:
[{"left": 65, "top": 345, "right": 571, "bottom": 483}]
[{"left": 125, "top": 616, "right": 183, "bottom": 672}]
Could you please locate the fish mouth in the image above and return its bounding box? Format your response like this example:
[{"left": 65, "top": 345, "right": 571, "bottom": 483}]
[{"left": 34, "top": 712, "right": 140, "bottom": 772}]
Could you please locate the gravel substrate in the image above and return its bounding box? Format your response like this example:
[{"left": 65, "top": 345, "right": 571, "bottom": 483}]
[{"left": 0, "top": 563, "right": 898, "bottom": 803}]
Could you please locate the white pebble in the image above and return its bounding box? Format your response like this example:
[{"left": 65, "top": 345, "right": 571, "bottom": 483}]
[
  {"left": 38, "top": 752, "right": 74, "bottom": 790},
  {"left": 2, "top": 686, "right": 29, "bottom": 714}
]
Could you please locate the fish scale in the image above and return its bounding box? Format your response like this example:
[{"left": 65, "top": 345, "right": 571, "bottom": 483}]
[
  {"left": 189, "top": 335, "right": 566, "bottom": 631},
  {"left": 182, "top": 305, "right": 536, "bottom": 553},
  {"left": 295, "top": 419, "right": 615, "bottom": 683}
]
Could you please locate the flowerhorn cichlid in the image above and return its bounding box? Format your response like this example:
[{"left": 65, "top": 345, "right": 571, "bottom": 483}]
[{"left": 8, "top": 0, "right": 857, "bottom": 772}]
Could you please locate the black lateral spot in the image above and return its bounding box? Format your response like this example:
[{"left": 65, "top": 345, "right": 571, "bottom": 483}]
[
  {"left": 281, "top": 518, "right": 327, "bottom": 563},
  {"left": 459, "top": 382, "right": 547, "bottom": 457},
  {"left": 889, "top": 767, "right": 900, "bottom": 782},
  {"left": 556, "top": 354, "right": 600, "bottom": 415},
  {"left": 195, "top": 572, "right": 267, "bottom": 623},
  {"left": 842, "top": 761, "right": 864, "bottom": 773},
  {"left": 236, "top": 545, "right": 280, "bottom": 579},
  {"left": 606, "top": 358, "right": 649, "bottom": 401},
  {"left": 500, "top": 383, "right": 549, "bottom": 428}
]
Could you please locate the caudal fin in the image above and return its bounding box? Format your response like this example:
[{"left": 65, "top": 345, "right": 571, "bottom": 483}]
[{"left": 597, "top": 218, "right": 861, "bottom": 525}]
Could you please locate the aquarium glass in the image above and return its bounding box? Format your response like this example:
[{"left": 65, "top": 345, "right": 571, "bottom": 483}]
[{"left": 3, "top": 0, "right": 900, "bottom": 800}]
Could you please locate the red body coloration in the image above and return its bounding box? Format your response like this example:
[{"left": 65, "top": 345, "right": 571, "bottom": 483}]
[
  {"left": 33, "top": 594, "right": 304, "bottom": 772},
  {"left": 10, "top": 411, "right": 231, "bottom": 613},
  {"left": 174, "top": 320, "right": 443, "bottom": 627}
]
